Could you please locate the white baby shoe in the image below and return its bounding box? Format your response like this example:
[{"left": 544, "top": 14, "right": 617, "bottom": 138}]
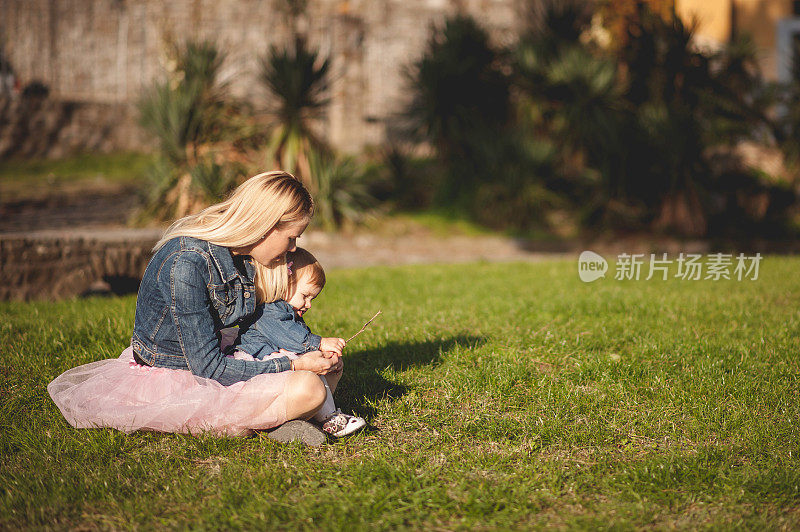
[{"left": 319, "top": 409, "right": 367, "bottom": 437}]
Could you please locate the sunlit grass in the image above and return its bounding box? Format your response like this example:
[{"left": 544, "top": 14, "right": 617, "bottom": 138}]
[
  {"left": 2, "top": 258, "right": 799, "bottom": 529},
  {"left": 0, "top": 152, "right": 153, "bottom": 200}
]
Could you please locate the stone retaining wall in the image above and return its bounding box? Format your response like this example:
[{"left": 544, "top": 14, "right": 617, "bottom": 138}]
[
  {"left": 0, "top": 226, "right": 553, "bottom": 301},
  {"left": 0, "top": 229, "right": 160, "bottom": 301},
  {"left": 0, "top": 96, "right": 150, "bottom": 158}
]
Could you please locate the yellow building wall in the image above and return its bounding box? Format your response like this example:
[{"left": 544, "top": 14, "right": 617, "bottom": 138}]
[
  {"left": 733, "top": 0, "right": 793, "bottom": 79},
  {"left": 676, "top": 0, "right": 732, "bottom": 45},
  {"left": 677, "top": 0, "right": 794, "bottom": 79}
]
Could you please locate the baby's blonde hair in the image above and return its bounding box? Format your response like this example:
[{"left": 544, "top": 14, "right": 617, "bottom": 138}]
[
  {"left": 287, "top": 248, "right": 326, "bottom": 298},
  {"left": 154, "top": 171, "right": 313, "bottom": 303}
]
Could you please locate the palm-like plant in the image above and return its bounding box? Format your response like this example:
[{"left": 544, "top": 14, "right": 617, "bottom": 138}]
[
  {"left": 514, "top": 3, "right": 626, "bottom": 223},
  {"left": 259, "top": 37, "right": 330, "bottom": 185},
  {"left": 139, "top": 41, "right": 228, "bottom": 165},
  {"left": 137, "top": 41, "right": 243, "bottom": 221},
  {"left": 615, "top": 5, "right": 793, "bottom": 237},
  {"left": 405, "top": 15, "right": 512, "bottom": 204},
  {"left": 518, "top": 42, "right": 623, "bottom": 172},
  {"left": 307, "top": 149, "right": 374, "bottom": 231},
  {"left": 406, "top": 15, "right": 510, "bottom": 159},
  {"left": 702, "top": 36, "right": 772, "bottom": 142},
  {"left": 260, "top": 35, "right": 376, "bottom": 230},
  {"left": 618, "top": 7, "right": 728, "bottom": 234},
  {"left": 774, "top": 39, "right": 800, "bottom": 172}
]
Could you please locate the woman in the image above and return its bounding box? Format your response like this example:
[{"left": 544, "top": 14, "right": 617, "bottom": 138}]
[{"left": 49, "top": 172, "right": 340, "bottom": 444}]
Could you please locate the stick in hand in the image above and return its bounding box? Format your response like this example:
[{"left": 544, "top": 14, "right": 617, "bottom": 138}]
[{"left": 346, "top": 310, "right": 382, "bottom": 343}]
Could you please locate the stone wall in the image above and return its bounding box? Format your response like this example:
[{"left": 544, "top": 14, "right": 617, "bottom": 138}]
[
  {"left": 0, "top": 96, "right": 150, "bottom": 158},
  {"left": 1, "top": 0, "right": 525, "bottom": 154},
  {"left": 0, "top": 229, "right": 160, "bottom": 301}
]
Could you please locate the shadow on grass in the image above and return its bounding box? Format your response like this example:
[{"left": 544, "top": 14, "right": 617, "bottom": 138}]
[{"left": 337, "top": 335, "right": 486, "bottom": 422}]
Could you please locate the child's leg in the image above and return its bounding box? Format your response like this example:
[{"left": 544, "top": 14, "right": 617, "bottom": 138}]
[
  {"left": 312, "top": 375, "right": 337, "bottom": 421},
  {"left": 312, "top": 358, "right": 343, "bottom": 421},
  {"left": 324, "top": 369, "right": 342, "bottom": 394}
]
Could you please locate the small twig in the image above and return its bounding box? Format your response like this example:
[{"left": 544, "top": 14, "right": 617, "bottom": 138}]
[{"left": 346, "top": 310, "right": 382, "bottom": 343}]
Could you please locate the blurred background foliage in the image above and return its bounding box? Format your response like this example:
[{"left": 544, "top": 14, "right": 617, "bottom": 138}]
[
  {"left": 134, "top": 0, "right": 799, "bottom": 241},
  {"left": 137, "top": 41, "right": 250, "bottom": 221},
  {"left": 259, "top": 36, "right": 331, "bottom": 188}
]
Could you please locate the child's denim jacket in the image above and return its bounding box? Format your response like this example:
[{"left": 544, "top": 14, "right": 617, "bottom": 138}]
[
  {"left": 235, "top": 300, "right": 322, "bottom": 359},
  {"left": 130, "top": 236, "right": 291, "bottom": 386}
]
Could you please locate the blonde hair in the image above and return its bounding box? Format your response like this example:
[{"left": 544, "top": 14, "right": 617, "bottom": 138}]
[
  {"left": 287, "top": 248, "right": 326, "bottom": 298},
  {"left": 154, "top": 171, "right": 314, "bottom": 303}
]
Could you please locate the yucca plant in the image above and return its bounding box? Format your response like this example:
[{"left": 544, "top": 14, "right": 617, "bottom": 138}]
[
  {"left": 517, "top": 42, "right": 623, "bottom": 179},
  {"left": 774, "top": 39, "right": 800, "bottom": 173},
  {"left": 618, "top": 7, "right": 731, "bottom": 235},
  {"left": 189, "top": 156, "right": 242, "bottom": 202},
  {"left": 137, "top": 41, "right": 245, "bottom": 221},
  {"left": 405, "top": 15, "right": 510, "bottom": 159},
  {"left": 259, "top": 37, "right": 330, "bottom": 186},
  {"left": 514, "top": 2, "right": 791, "bottom": 237},
  {"left": 405, "top": 14, "right": 512, "bottom": 206},
  {"left": 307, "top": 149, "right": 374, "bottom": 231},
  {"left": 138, "top": 82, "right": 204, "bottom": 165},
  {"left": 403, "top": 14, "right": 573, "bottom": 232},
  {"left": 702, "top": 35, "right": 773, "bottom": 142},
  {"left": 138, "top": 41, "right": 228, "bottom": 165},
  {"left": 616, "top": 5, "right": 795, "bottom": 237},
  {"left": 514, "top": 2, "right": 626, "bottom": 226}
]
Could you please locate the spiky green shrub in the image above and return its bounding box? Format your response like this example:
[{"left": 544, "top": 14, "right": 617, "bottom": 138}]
[
  {"left": 405, "top": 15, "right": 512, "bottom": 202},
  {"left": 308, "top": 149, "right": 374, "bottom": 231},
  {"left": 259, "top": 37, "right": 330, "bottom": 184},
  {"left": 137, "top": 41, "right": 245, "bottom": 221},
  {"left": 404, "top": 14, "right": 562, "bottom": 233},
  {"left": 405, "top": 16, "right": 510, "bottom": 153},
  {"left": 515, "top": 28, "right": 623, "bottom": 219},
  {"left": 512, "top": 2, "right": 796, "bottom": 238},
  {"left": 138, "top": 42, "right": 229, "bottom": 164},
  {"left": 614, "top": 6, "right": 795, "bottom": 237}
]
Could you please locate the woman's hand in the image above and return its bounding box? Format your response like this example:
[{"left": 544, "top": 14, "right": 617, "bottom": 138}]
[
  {"left": 293, "top": 350, "right": 341, "bottom": 375},
  {"left": 322, "top": 351, "right": 344, "bottom": 374},
  {"left": 320, "top": 337, "right": 346, "bottom": 355}
]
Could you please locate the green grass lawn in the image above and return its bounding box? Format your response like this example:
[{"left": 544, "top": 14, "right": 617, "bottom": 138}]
[
  {"left": 0, "top": 152, "right": 153, "bottom": 201},
  {"left": 2, "top": 258, "right": 799, "bottom": 530}
]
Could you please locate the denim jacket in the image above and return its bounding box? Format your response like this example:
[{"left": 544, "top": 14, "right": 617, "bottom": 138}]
[
  {"left": 235, "top": 300, "right": 322, "bottom": 359},
  {"left": 131, "top": 236, "right": 291, "bottom": 386}
]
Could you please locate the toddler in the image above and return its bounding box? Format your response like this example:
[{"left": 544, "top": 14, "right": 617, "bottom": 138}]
[{"left": 234, "top": 248, "right": 366, "bottom": 437}]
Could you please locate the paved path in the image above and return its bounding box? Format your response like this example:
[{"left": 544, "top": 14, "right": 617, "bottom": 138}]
[
  {"left": 6, "top": 225, "right": 731, "bottom": 272},
  {"left": 4, "top": 226, "right": 573, "bottom": 270},
  {"left": 0, "top": 185, "right": 725, "bottom": 270},
  {"left": 297, "top": 230, "right": 573, "bottom": 268}
]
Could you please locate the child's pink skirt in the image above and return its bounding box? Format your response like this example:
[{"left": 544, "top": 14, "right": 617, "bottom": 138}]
[{"left": 47, "top": 345, "right": 293, "bottom": 437}]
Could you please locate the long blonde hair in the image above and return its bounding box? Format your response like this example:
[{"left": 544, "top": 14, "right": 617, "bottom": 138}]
[{"left": 154, "top": 171, "right": 314, "bottom": 303}]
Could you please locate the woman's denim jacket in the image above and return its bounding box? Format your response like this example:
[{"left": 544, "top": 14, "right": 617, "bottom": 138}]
[
  {"left": 235, "top": 300, "right": 322, "bottom": 360},
  {"left": 131, "top": 236, "right": 292, "bottom": 386}
]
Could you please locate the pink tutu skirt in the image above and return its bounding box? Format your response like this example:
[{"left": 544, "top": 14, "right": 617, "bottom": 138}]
[{"left": 48, "top": 345, "right": 292, "bottom": 437}]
